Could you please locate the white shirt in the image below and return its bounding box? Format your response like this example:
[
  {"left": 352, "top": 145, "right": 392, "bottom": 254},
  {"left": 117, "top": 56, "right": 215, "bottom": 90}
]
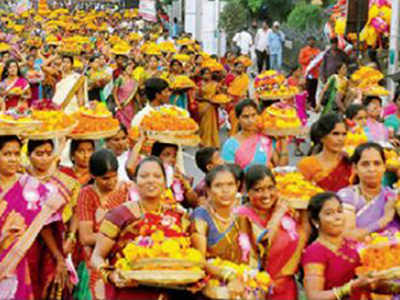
[
  {"left": 117, "top": 151, "right": 130, "bottom": 182},
  {"left": 233, "top": 31, "right": 253, "bottom": 55},
  {"left": 255, "top": 28, "right": 270, "bottom": 52}
]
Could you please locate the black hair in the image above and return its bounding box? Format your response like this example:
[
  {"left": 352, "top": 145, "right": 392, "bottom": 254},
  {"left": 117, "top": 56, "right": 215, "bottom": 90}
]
[
  {"left": 350, "top": 142, "right": 385, "bottom": 165},
  {"left": 133, "top": 155, "right": 166, "bottom": 181},
  {"left": 235, "top": 99, "right": 259, "bottom": 118},
  {"left": 89, "top": 149, "right": 118, "bottom": 177},
  {"left": 205, "top": 164, "right": 236, "bottom": 188},
  {"left": 307, "top": 192, "right": 342, "bottom": 243},
  {"left": 0, "top": 135, "right": 21, "bottom": 151},
  {"left": 330, "top": 37, "right": 339, "bottom": 44},
  {"left": 70, "top": 139, "right": 95, "bottom": 162},
  {"left": 151, "top": 141, "right": 178, "bottom": 157},
  {"left": 226, "top": 163, "right": 244, "bottom": 184},
  {"left": 89, "top": 54, "right": 101, "bottom": 63},
  {"left": 1, "top": 59, "right": 22, "bottom": 81},
  {"left": 363, "top": 95, "right": 382, "bottom": 107},
  {"left": 345, "top": 104, "right": 366, "bottom": 120},
  {"left": 195, "top": 147, "right": 219, "bottom": 174},
  {"left": 144, "top": 77, "right": 169, "bottom": 101},
  {"left": 170, "top": 59, "right": 183, "bottom": 68},
  {"left": 27, "top": 139, "right": 54, "bottom": 157},
  {"left": 62, "top": 55, "right": 74, "bottom": 65},
  {"left": 394, "top": 87, "right": 400, "bottom": 103},
  {"left": 245, "top": 164, "right": 275, "bottom": 191},
  {"left": 307, "top": 36, "right": 316, "bottom": 41},
  {"left": 309, "top": 113, "right": 345, "bottom": 154}
]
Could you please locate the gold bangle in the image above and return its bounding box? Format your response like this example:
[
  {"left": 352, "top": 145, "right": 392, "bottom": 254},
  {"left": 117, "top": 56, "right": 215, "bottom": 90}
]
[
  {"left": 67, "top": 232, "right": 77, "bottom": 241},
  {"left": 99, "top": 264, "right": 111, "bottom": 283}
]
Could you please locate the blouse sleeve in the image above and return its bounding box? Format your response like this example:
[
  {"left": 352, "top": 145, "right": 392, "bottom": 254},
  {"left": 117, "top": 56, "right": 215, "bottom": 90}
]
[
  {"left": 221, "top": 138, "right": 238, "bottom": 164},
  {"left": 302, "top": 243, "right": 328, "bottom": 269},
  {"left": 337, "top": 187, "right": 357, "bottom": 212},
  {"left": 190, "top": 207, "right": 209, "bottom": 237},
  {"left": 99, "top": 204, "right": 136, "bottom": 240}
]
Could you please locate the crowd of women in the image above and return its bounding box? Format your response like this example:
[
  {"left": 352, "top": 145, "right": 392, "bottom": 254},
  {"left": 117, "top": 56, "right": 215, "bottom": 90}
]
[{"left": 1, "top": 5, "right": 400, "bottom": 300}]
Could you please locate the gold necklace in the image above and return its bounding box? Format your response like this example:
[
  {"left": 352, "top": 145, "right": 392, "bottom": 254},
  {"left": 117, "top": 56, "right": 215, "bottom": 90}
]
[
  {"left": 139, "top": 200, "right": 162, "bottom": 215},
  {"left": 208, "top": 204, "right": 233, "bottom": 225},
  {"left": 358, "top": 185, "right": 380, "bottom": 203}
]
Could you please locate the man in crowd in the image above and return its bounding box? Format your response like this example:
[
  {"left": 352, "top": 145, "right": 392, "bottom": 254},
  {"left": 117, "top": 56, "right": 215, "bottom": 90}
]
[
  {"left": 254, "top": 21, "right": 270, "bottom": 73},
  {"left": 267, "top": 21, "right": 285, "bottom": 71},
  {"left": 320, "top": 37, "right": 348, "bottom": 83},
  {"left": 232, "top": 27, "right": 253, "bottom": 56},
  {"left": 298, "top": 36, "right": 320, "bottom": 108}
]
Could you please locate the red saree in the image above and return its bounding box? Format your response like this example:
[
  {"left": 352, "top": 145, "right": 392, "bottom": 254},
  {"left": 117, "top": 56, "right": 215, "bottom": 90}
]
[
  {"left": 297, "top": 155, "right": 352, "bottom": 192},
  {"left": 236, "top": 205, "right": 308, "bottom": 300}
]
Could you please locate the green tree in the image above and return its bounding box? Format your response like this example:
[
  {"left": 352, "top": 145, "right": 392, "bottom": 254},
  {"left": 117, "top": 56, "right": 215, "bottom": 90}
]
[
  {"left": 219, "top": 0, "right": 250, "bottom": 47},
  {"left": 287, "top": 2, "right": 325, "bottom": 31}
]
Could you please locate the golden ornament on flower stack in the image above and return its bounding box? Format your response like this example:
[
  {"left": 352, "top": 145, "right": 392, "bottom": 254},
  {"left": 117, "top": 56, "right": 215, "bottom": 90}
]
[
  {"left": 170, "top": 75, "right": 196, "bottom": 90},
  {"left": 274, "top": 172, "right": 324, "bottom": 209}
]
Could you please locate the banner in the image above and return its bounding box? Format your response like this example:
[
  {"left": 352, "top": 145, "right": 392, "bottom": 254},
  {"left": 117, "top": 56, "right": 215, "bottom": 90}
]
[
  {"left": 139, "top": 0, "right": 157, "bottom": 22},
  {"left": 15, "top": 0, "right": 31, "bottom": 14}
]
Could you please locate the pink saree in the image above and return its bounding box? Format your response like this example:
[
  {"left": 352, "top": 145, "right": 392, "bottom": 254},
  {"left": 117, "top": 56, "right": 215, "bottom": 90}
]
[
  {"left": 0, "top": 175, "right": 62, "bottom": 300},
  {"left": 234, "top": 134, "right": 273, "bottom": 170},
  {"left": 0, "top": 77, "right": 30, "bottom": 109}
]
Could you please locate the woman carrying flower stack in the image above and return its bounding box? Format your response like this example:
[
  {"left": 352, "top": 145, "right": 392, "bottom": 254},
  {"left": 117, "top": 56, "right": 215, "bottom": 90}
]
[
  {"left": 222, "top": 99, "right": 289, "bottom": 171},
  {"left": 302, "top": 192, "right": 393, "bottom": 300},
  {"left": 0, "top": 59, "right": 31, "bottom": 110},
  {"left": 236, "top": 165, "right": 310, "bottom": 299},
  {"left": 298, "top": 113, "right": 352, "bottom": 192},
  {"left": 0, "top": 135, "right": 64, "bottom": 299},
  {"left": 196, "top": 67, "right": 222, "bottom": 148},
  {"left": 25, "top": 139, "right": 81, "bottom": 299},
  {"left": 338, "top": 143, "right": 400, "bottom": 241},
  {"left": 191, "top": 164, "right": 255, "bottom": 296},
  {"left": 77, "top": 149, "right": 132, "bottom": 300},
  {"left": 91, "top": 156, "right": 190, "bottom": 299},
  {"left": 226, "top": 58, "right": 250, "bottom": 135},
  {"left": 113, "top": 60, "right": 139, "bottom": 128}
]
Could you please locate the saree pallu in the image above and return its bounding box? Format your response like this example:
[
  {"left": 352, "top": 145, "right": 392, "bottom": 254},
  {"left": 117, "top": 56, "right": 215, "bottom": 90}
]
[
  {"left": 0, "top": 175, "right": 62, "bottom": 300},
  {"left": 338, "top": 186, "right": 400, "bottom": 234},
  {"left": 98, "top": 202, "right": 189, "bottom": 299},
  {"left": 76, "top": 183, "right": 132, "bottom": 300},
  {"left": 197, "top": 81, "right": 220, "bottom": 148},
  {"left": 30, "top": 170, "right": 81, "bottom": 299},
  {"left": 191, "top": 207, "right": 244, "bottom": 263},
  {"left": 236, "top": 205, "right": 308, "bottom": 300},
  {"left": 221, "top": 134, "right": 274, "bottom": 171},
  {"left": 321, "top": 74, "right": 347, "bottom": 115},
  {"left": 53, "top": 72, "right": 88, "bottom": 114},
  {"left": 297, "top": 155, "right": 352, "bottom": 192},
  {"left": 0, "top": 77, "right": 30, "bottom": 109}
]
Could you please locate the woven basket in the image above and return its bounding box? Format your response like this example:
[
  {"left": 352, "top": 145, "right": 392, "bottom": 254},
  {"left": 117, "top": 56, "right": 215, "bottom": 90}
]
[
  {"left": 23, "top": 122, "right": 78, "bottom": 140},
  {"left": 69, "top": 127, "right": 120, "bottom": 140},
  {"left": 152, "top": 135, "right": 201, "bottom": 147},
  {"left": 130, "top": 258, "right": 205, "bottom": 270},
  {"left": 264, "top": 127, "right": 307, "bottom": 137},
  {"left": 145, "top": 129, "right": 198, "bottom": 138},
  {"left": 118, "top": 269, "right": 205, "bottom": 287}
]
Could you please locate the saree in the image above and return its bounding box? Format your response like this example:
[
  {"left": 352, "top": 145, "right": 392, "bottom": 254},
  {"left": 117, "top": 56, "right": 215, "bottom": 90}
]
[
  {"left": 364, "top": 119, "right": 389, "bottom": 143},
  {"left": 297, "top": 155, "right": 352, "bottom": 192},
  {"left": 0, "top": 175, "right": 63, "bottom": 300},
  {"left": 191, "top": 206, "right": 245, "bottom": 264},
  {"left": 26, "top": 168, "right": 81, "bottom": 299},
  {"left": 98, "top": 201, "right": 189, "bottom": 299},
  {"left": 52, "top": 72, "right": 88, "bottom": 114},
  {"left": 76, "top": 182, "right": 132, "bottom": 300},
  {"left": 338, "top": 185, "right": 400, "bottom": 234},
  {"left": 114, "top": 76, "right": 139, "bottom": 128},
  {"left": 0, "top": 77, "right": 30, "bottom": 109},
  {"left": 321, "top": 74, "right": 347, "bottom": 115},
  {"left": 226, "top": 73, "right": 249, "bottom": 135},
  {"left": 59, "top": 166, "right": 93, "bottom": 186},
  {"left": 197, "top": 81, "right": 220, "bottom": 148},
  {"left": 302, "top": 239, "right": 364, "bottom": 299},
  {"left": 221, "top": 134, "right": 274, "bottom": 171},
  {"left": 236, "top": 205, "right": 308, "bottom": 300}
]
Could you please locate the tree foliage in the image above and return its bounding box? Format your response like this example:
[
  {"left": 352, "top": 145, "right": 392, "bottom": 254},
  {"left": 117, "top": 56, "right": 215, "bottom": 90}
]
[
  {"left": 219, "top": 0, "right": 249, "bottom": 45},
  {"left": 287, "top": 2, "right": 325, "bottom": 31}
]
